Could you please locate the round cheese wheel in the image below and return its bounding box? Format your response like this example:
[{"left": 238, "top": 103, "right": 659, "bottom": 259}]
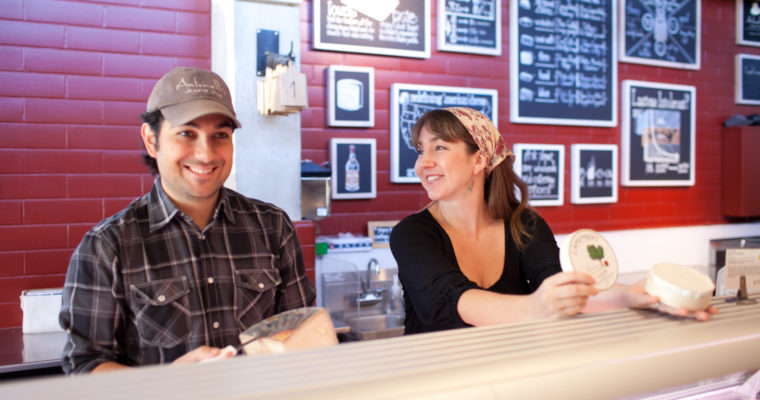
[
  {"left": 645, "top": 263, "right": 715, "bottom": 311},
  {"left": 559, "top": 229, "right": 619, "bottom": 290}
]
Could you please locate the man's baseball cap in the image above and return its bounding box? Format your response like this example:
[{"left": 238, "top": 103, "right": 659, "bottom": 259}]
[{"left": 146, "top": 66, "right": 241, "bottom": 128}]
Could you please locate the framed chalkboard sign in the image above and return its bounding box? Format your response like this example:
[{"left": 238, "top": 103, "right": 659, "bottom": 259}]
[
  {"left": 367, "top": 220, "right": 398, "bottom": 248},
  {"left": 327, "top": 65, "right": 375, "bottom": 127},
  {"left": 571, "top": 144, "right": 618, "bottom": 204},
  {"left": 437, "top": 0, "right": 501, "bottom": 56},
  {"left": 736, "top": 0, "right": 760, "bottom": 47},
  {"left": 736, "top": 54, "right": 760, "bottom": 104},
  {"left": 621, "top": 80, "right": 696, "bottom": 187},
  {"left": 513, "top": 144, "right": 565, "bottom": 207},
  {"left": 330, "top": 138, "right": 377, "bottom": 199},
  {"left": 313, "top": 0, "right": 431, "bottom": 59},
  {"left": 509, "top": 0, "right": 617, "bottom": 126},
  {"left": 390, "top": 83, "right": 498, "bottom": 183},
  {"left": 620, "top": 0, "right": 701, "bottom": 69}
]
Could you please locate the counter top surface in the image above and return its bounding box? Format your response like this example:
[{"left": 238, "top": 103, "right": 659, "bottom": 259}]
[
  {"left": 1, "top": 294, "right": 759, "bottom": 399},
  {"left": 0, "top": 327, "right": 65, "bottom": 374}
]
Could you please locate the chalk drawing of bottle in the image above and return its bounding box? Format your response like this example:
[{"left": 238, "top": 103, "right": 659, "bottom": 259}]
[
  {"left": 586, "top": 156, "right": 596, "bottom": 187},
  {"left": 345, "top": 145, "right": 360, "bottom": 192}
]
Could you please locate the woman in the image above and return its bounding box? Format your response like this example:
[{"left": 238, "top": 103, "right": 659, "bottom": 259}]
[{"left": 389, "top": 107, "right": 715, "bottom": 334}]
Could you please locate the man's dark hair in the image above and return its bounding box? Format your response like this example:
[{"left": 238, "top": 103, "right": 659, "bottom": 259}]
[{"left": 140, "top": 110, "right": 163, "bottom": 175}]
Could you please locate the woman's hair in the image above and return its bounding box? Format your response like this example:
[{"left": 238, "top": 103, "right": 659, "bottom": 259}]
[
  {"left": 411, "top": 109, "right": 535, "bottom": 249},
  {"left": 140, "top": 109, "right": 163, "bottom": 175}
]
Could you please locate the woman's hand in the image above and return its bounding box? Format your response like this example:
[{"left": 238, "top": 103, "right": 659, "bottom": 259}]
[
  {"left": 528, "top": 271, "right": 599, "bottom": 318},
  {"left": 620, "top": 280, "right": 719, "bottom": 321}
]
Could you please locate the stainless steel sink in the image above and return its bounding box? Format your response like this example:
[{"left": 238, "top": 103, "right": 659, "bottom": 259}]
[{"left": 345, "top": 314, "right": 404, "bottom": 340}]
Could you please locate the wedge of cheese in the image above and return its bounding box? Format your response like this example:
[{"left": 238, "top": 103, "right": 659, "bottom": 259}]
[
  {"left": 560, "top": 229, "right": 618, "bottom": 290},
  {"left": 239, "top": 307, "right": 338, "bottom": 355},
  {"left": 645, "top": 263, "right": 715, "bottom": 311}
]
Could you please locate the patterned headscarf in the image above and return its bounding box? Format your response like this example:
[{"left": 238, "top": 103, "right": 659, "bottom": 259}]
[{"left": 445, "top": 107, "right": 513, "bottom": 173}]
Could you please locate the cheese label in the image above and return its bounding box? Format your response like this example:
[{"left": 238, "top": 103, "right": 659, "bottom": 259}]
[
  {"left": 725, "top": 249, "right": 760, "bottom": 291},
  {"left": 561, "top": 229, "right": 619, "bottom": 290}
]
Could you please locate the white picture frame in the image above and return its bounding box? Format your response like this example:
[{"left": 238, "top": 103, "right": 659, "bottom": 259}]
[
  {"left": 621, "top": 80, "right": 696, "bottom": 187},
  {"left": 619, "top": 0, "right": 701, "bottom": 69},
  {"left": 390, "top": 83, "right": 498, "bottom": 183},
  {"left": 327, "top": 65, "right": 375, "bottom": 127},
  {"left": 509, "top": 0, "right": 617, "bottom": 126},
  {"left": 571, "top": 144, "right": 618, "bottom": 204},
  {"left": 330, "top": 138, "right": 377, "bottom": 199},
  {"left": 735, "top": 53, "right": 760, "bottom": 105},
  {"left": 736, "top": 0, "right": 760, "bottom": 47},
  {"left": 313, "top": 0, "right": 431, "bottom": 59},
  {"left": 437, "top": 0, "right": 501, "bottom": 56},
  {"left": 513, "top": 143, "right": 565, "bottom": 207}
]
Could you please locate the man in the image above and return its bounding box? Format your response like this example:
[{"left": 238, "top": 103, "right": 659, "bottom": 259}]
[{"left": 60, "top": 67, "right": 316, "bottom": 374}]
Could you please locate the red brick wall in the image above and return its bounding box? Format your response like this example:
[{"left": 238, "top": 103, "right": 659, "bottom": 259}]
[
  {"left": 0, "top": 0, "right": 757, "bottom": 329},
  {"left": 0, "top": 0, "right": 215, "bottom": 329},
  {"left": 300, "top": 0, "right": 760, "bottom": 236}
]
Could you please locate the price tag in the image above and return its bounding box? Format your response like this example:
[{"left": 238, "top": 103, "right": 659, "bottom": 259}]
[{"left": 279, "top": 66, "right": 308, "bottom": 109}]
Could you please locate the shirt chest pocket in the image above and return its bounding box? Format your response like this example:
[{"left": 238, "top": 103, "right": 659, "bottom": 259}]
[
  {"left": 234, "top": 267, "right": 282, "bottom": 329},
  {"left": 130, "top": 277, "right": 191, "bottom": 348}
]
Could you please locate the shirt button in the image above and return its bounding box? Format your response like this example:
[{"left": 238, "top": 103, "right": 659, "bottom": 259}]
[
  {"left": 213, "top": 321, "right": 220, "bottom": 329},
  {"left": 207, "top": 277, "right": 214, "bottom": 284},
  {"left": 158, "top": 295, "right": 166, "bottom": 302},
  {"left": 199, "top": 234, "right": 206, "bottom": 240},
  {"left": 258, "top": 282, "right": 265, "bottom": 289}
]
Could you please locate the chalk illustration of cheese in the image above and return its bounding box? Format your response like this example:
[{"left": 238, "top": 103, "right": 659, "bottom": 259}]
[
  {"left": 559, "top": 229, "right": 619, "bottom": 290},
  {"left": 645, "top": 263, "right": 715, "bottom": 311},
  {"left": 239, "top": 307, "right": 338, "bottom": 355}
]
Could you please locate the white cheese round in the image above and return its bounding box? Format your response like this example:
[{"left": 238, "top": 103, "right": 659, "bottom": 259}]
[
  {"left": 645, "top": 263, "right": 715, "bottom": 311},
  {"left": 559, "top": 229, "right": 619, "bottom": 290}
]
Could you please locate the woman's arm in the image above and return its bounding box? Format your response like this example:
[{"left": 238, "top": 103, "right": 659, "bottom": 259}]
[{"left": 458, "top": 271, "right": 598, "bottom": 326}]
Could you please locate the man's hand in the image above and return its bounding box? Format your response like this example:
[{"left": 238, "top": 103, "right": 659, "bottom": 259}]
[{"left": 171, "top": 346, "right": 229, "bottom": 365}]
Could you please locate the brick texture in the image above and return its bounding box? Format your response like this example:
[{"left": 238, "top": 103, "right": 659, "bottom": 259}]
[
  {"left": 25, "top": 48, "right": 103, "bottom": 75},
  {"left": 301, "top": 0, "right": 760, "bottom": 238},
  {"left": 25, "top": 250, "right": 75, "bottom": 276},
  {"left": 1, "top": 0, "right": 758, "bottom": 330},
  {"left": 0, "top": 1, "right": 214, "bottom": 328}
]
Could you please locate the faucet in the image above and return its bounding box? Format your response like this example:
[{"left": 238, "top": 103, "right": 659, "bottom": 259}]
[
  {"left": 356, "top": 258, "right": 385, "bottom": 307},
  {"left": 363, "top": 258, "right": 380, "bottom": 292}
]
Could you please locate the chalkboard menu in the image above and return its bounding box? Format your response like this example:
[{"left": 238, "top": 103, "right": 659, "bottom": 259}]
[
  {"left": 513, "top": 144, "right": 565, "bottom": 206},
  {"left": 509, "top": 0, "right": 617, "bottom": 126},
  {"left": 736, "top": 54, "right": 760, "bottom": 105},
  {"left": 390, "top": 84, "right": 498, "bottom": 183},
  {"left": 313, "top": 0, "right": 430, "bottom": 59},
  {"left": 620, "top": 0, "right": 701, "bottom": 69},
  {"left": 438, "top": 0, "right": 501, "bottom": 55},
  {"left": 736, "top": 0, "right": 760, "bottom": 47},
  {"left": 621, "top": 80, "right": 696, "bottom": 187}
]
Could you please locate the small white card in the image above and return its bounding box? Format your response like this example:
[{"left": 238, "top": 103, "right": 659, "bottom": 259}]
[{"left": 725, "top": 249, "right": 760, "bottom": 290}]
